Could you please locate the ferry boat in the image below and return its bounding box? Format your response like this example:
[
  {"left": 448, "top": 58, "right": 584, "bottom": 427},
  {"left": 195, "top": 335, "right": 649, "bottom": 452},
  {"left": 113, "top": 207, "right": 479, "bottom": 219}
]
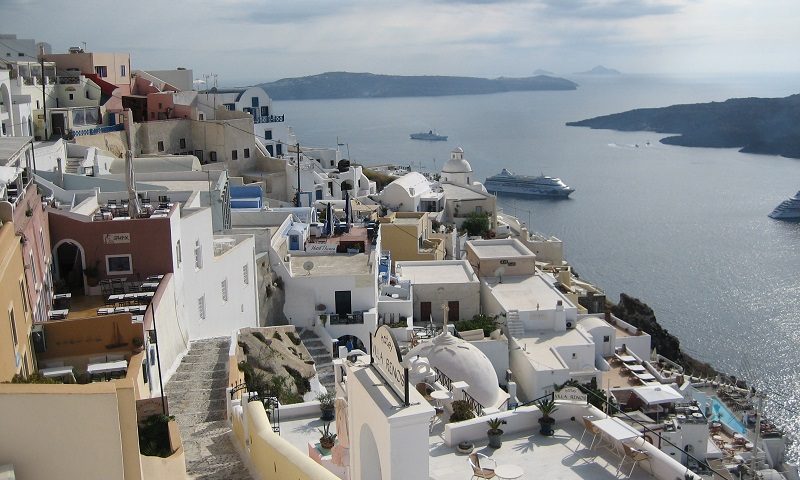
[
  {"left": 410, "top": 130, "right": 447, "bottom": 141},
  {"left": 484, "top": 168, "right": 574, "bottom": 197},
  {"left": 768, "top": 191, "right": 800, "bottom": 220}
]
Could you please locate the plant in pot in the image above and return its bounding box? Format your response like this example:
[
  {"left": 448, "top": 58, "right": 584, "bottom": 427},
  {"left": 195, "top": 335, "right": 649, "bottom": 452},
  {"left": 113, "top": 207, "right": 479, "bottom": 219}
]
[
  {"left": 317, "top": 392, "right": 336, "bottom": 421},
  {"left": 536, "top": 398, "right": 559, "bottom": 436},
  {"left": 318, "top": 422, "right": 337, "bottom": 450},
  {"left": 132, "top": 337, "right": 144, "bottom": 353},
  {"left": 486, "top": 417, "right": 507, "bottom": 448}
]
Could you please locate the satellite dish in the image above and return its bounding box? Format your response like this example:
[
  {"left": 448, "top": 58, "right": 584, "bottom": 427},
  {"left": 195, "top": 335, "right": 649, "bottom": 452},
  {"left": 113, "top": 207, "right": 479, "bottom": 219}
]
[{"left": 303, "top": 261, "right": 315, "bottom": 276}]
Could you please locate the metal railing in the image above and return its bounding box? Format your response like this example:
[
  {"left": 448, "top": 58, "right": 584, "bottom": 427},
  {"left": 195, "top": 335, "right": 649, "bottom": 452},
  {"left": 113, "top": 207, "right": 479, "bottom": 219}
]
[
  {"left": 433, "top": 367, "right": 453, "bottom": 392},
  {"left": 461, "top": 389, "right": 485, "bottom": 418},
  {"left": 328, "top": 312, "right": 364, "bottom": 325}
]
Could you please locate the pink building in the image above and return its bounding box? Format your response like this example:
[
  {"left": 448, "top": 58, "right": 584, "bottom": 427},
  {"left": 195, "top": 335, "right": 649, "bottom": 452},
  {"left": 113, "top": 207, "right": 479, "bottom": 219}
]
[{"left": 43, "top": 49, "right": 131, "bottom": 96}]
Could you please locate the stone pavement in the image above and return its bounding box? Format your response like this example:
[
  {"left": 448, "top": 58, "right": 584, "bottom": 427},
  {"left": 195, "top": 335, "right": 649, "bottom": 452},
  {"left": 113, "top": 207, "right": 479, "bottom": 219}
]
[{"left": 165, "top": 337, "right": 252, "bottom": 479}]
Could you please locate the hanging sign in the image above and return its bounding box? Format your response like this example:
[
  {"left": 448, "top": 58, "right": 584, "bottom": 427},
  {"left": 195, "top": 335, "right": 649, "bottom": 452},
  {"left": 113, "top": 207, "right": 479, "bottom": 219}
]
[{"left": 104, "top": 233, "right": 130, "bottom": 244}]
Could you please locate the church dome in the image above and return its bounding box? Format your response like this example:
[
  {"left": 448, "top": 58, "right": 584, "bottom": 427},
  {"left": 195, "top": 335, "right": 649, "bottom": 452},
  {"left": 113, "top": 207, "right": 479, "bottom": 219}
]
[
  {"left": 441, "top": 147, "right": 473, "bottom": 174},
  {"left": 423, "top": 333, "right": 502, "bottom": 408}
]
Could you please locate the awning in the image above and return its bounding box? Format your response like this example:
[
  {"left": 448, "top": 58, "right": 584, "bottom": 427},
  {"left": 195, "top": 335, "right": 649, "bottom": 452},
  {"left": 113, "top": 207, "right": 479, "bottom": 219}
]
[
  {"left": 0, "top": 166, "right": 22, "bottom": 187},
  {"left": 632, "top": 384, "right": 684, "bottom": 405}
]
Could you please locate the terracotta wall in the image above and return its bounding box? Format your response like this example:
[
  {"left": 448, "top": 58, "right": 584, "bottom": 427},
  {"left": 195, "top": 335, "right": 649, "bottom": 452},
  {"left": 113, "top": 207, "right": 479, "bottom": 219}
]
[
  {"left": 39, "top": 314, "right": 144, "bottom": 360},
  {"left": 48, "top": 210, "right": 174, "bottom": 282}
]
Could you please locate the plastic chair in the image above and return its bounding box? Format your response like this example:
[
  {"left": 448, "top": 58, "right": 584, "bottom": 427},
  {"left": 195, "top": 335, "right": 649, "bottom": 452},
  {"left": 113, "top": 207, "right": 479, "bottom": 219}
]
[
  {"left": 617, "top": 443, "right": 650, "bottom": 477},
  {"left": 469, "top": 452, "right": 496, "bottom": 479},
  {"left": 579, "top": 417, "right": 601, "bottom": 449}
]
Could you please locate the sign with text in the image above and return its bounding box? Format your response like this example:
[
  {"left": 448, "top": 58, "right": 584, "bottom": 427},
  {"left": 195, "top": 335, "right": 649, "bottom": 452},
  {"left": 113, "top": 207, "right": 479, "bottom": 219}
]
[
  {"left": 370, "top": 325, "right": 409, "bottom": 405},
  {"left": 555, "top": 386, "right": 588, "bottom": 403},
  {"left": 104, "top": 233, "right": 131, "bottom": 244},
  {"left": 306, "top": 243, "right": 338, "bottom": 254}
]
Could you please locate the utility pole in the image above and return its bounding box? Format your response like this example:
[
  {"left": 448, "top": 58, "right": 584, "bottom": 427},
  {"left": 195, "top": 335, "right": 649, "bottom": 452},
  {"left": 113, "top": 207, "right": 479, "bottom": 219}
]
[
  {"left": 40, "top": 46, "right": 48, "bottom": 140},
  {"left": 295, "top": 142, "right": 301, "bottom": 207}
]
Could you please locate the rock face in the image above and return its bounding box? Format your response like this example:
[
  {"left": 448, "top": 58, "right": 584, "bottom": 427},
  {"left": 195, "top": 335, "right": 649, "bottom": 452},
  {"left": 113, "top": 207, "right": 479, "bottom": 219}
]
[
  {"left": 567, "top": 94, "right": 800, "bottom": 159},
  {"left": 259, "top": 71, "right": 578, "bottom": 100},
  {"left": 609, "top": 293, "right": 718, "bottom": 378}
]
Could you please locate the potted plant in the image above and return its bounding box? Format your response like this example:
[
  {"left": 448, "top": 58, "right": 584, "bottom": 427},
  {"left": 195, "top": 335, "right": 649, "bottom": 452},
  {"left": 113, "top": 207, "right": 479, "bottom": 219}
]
[
  {"left": 132, "top": 337, "right": 144, "bottom": 354},
  {"left": 536, "top": 398, "right": 559, "bottom": 436},
  {"left": 448, "top": 400, "right": 475, "bottom": 423},
  {"left": 486, "top": 417, "right": 507, "bottom": 448},
  {"left": 318, "top": 422, "right": 337, "bottom": 450},
  {"left": 317, "top": 392, "right": 336, "bottom": 421}
]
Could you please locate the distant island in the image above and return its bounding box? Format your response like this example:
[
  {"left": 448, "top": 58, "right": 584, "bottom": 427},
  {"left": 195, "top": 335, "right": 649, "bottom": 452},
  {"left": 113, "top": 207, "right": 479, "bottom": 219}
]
[
  {"left": 259, "top": 71, "right": 577, "bottom": 100},
  {"left": 566, "top": 94, "right": 800, "bottom": 159},
  {"left": 533, "top": 69, "right": 555, "bottom": 76},
  {"left": 575, "top": 65, "right": 621, "bottom": 75}
]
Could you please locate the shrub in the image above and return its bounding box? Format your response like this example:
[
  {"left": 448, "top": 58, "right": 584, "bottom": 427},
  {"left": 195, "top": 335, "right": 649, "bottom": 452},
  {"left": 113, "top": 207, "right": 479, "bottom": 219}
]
[
  {"left": 461, "top": 212, "right": 490, "bottom": 237},
  {"left": 286, "top": 331, "right": 302, "bottom": 345},
  {"left": 284, "top": 365, "right": 311, "bottom": 396},
  {"left": 7, "top": 373, "right": 58, "bottom": 384},
  {"left": 455, "top": 314, "right": 497, "bottom": 337},
  {"left": 449, "top": 400, "right": 475, "bottom": 423},
  {"left": 138, "top": 414, "right": 174, "bottom": 457},
  {"left": 252, "top": 331, "right": 269, "bottom": 344},
  {"left": 237, "top": 340, "right": 250, "bottom": 355},
  {"left": 274, "top": 276, "right": 284, "bottom": 290},
  {"left": 272, "top": 331, "right": 283, "bottom": 341}
]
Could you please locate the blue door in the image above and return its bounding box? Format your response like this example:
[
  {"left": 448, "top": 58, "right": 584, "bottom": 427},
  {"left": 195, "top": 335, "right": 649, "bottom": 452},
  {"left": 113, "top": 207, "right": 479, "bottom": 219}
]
[{"left": 289, "top": 235, "right": 299, "bottom": 250}]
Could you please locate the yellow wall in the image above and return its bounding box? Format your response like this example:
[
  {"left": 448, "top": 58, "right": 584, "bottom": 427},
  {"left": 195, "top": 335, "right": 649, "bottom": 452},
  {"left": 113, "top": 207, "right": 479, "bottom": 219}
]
[
  {"left": 379, "top": 213, "right": 443, "bottom": 263},
  {"left": 0, "top": 222, "right": 35, "bottom": 382},
  {"left": 243, "top": 401, "right": 339, "bottom": 480},
  {"left": 140, "top": 420, "right": 187, "bottom": 479}
]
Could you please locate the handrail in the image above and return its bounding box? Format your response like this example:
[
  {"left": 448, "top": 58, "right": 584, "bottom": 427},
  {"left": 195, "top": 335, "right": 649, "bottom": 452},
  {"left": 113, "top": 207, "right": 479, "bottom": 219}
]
[
  {"left": 433, "top": 366, "right": 453, "bottom": 392},
  {"left": 461, "top": 389, "right": 485, "bottom": 417}
]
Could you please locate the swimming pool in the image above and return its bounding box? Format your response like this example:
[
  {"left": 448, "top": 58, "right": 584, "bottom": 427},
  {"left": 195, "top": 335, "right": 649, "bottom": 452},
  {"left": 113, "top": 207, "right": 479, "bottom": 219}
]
[{"left": 691, "top": 390, "right": 747, "bottom": 434}]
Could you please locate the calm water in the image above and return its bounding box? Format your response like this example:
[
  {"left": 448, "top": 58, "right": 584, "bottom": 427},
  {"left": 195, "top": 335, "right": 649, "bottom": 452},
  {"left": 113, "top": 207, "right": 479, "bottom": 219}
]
[{"left": 277, "top": 74, "right": 800, "bottom": 459}]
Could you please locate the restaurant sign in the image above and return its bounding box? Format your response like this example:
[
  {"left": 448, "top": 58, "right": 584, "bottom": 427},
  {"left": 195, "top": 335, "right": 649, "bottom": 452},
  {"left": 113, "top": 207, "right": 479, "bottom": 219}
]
[
  {"left": 370, "top": 325, "right": 409, "bottom": 406},
  {"left": 104, "top": 233, "right": 131, "bottom": 244},
  {"left": 555, "top": 386, "right": 588, "bottom": 403},
  {"left": 306, "top": 243, "right": 338, "bottom": 254}
]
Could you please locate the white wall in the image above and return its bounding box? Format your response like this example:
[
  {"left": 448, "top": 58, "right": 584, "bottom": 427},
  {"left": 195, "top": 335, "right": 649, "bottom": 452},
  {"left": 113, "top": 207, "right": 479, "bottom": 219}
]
[
  {"left": 151, "top": 275, "right": 189, "bottom": 390},
  {"left": 179, "top": 208, "right": 258, "bottom": 339},
  {"left": 470, "top": 339, "right": 509, "bottom": 387}
]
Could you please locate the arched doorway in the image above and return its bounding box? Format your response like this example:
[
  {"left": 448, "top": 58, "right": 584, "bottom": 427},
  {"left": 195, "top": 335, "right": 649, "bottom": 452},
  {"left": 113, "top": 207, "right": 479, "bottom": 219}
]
[
  {"left": 54, "top": 241, "right": 86, "bottom": 293},
  {"left": 359, "top": 424, "right": 382, "bottom": 479},
  {"left": 338, "top": 334, "right": 365, "bottom": 352}
]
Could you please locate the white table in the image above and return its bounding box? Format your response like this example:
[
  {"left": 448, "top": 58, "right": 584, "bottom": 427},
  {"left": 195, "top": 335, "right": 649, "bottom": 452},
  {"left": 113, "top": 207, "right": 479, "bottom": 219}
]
[
  {"left": 430, "top": 390, "right": 452, "bottom": 406},
  {"left": 495, "top": 464, "right": 524, "bottom": 479},
  {"left": 49, "top": 309, "right": 69, "bottom": 319},
  {"left": 53, "top": 293, "right": 72, "bottom": 300},
  {"left": 87, "top": 360, "right": 128, "bottom": 375},
  {"left": 40, "top": 366, "right": 74, "bottom": 378},
  {"left": 592, "top": 418, "right": 643, "bottom": 442}
]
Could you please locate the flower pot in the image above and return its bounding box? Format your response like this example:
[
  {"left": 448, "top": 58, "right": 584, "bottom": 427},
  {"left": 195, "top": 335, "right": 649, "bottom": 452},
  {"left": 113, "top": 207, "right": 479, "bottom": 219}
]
[
  {"left": 539, "top": 417, "right": 555, "bottom": 436},
  {"left": 457, "top": 441, "right": 474, "bottom": 454},
  {"left": 320, "top": 406, "right": 335, "bottom": 422},
  {"left": 487, "top": 429, "right": 503, "bottom": 448},
  {"left": 320, "top": 437, "right": 335, "bottom": 450}
]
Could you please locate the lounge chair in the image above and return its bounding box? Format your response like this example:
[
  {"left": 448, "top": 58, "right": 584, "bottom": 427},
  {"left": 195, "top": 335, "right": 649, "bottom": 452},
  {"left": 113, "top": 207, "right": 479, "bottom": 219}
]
[{"left": 469, "top": 452, "right": 496, "bottom": 479}]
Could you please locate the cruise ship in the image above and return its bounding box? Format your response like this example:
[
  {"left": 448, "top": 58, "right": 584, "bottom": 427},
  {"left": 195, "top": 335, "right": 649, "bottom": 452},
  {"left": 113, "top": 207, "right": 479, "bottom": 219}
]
[
  {"left": 768, "top": 191, "right": 800, "bottom": 220},
  {"left": 410, "top": 130, "right": 447, "bottom": 141},
  {"left": 484, "top": 168, "right": 574, "bottom": 197}
]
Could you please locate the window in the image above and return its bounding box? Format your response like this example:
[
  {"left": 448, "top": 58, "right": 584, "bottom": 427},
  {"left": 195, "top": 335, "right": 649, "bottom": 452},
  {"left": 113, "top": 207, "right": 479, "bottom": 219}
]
[
  {"left": 19, "top": 280, "right": 28, "bottom": 313},
  {"left": 264, "top": 130, "right": 272, "bottom": 140},
  {"left": 175, "top": 240, "right": 182, "bottom": 266},
  {"left": 199, "top": 113, "right": 205, "bottom": 120},
  {"left": 18, "top": 52, "right": 23, "bottom": 57},
  {"left": 94, "top": 65, "right": 108, "bottom": 77},
  {"left": 209, "top": 151, "right": 217, "bottom": 162},
  {"left": 603, "top": 335, "right": 610, "bottom": 343},
  {"left": 231, "top": 150, "right": 238, "bottom": 160},
  {"left": 106, "top": 254, "right": 133, "bottom": 275},
  {"left": 68, "top": 93, "right": 74, "bottom": 100},
  {"left": 198, "top": 296, "right": 206, "bottom": 320},
  {"left": 85, "top": 90, "right": 90, "bottom": 99},
  {"left": 260, "top": 106, "right": 268, "bottom": 117},
  {"left": 120, "top": 64, "right": 126, "bottom": 77},
  {"left": 194, "top": 239, "right": 203, "bottom": 269},
  {"left": 221, "top": 279, "right": 228, "bottom": 302},
  {"left": 475, "top": 206, "right": 483, "bottom": 214},
  {"left": 158, "top": 103, "right": 163, "bottom": 109},
  {"left": 242, "top": 265, "right": 249, "bottom": 285},
  {"left": 157, "top": 141, "right": 164, "bottom": 152},
  {"left": 9, "top": 307, "right": 18, "bottom": 347},
  {"left": 179, "top": 138, "right": 186, "bottom": 149},
  {"left": 251, "top": 97, "right": 259, "bottom": 108},
  {"left": 224, "top": 103, "right": 235, "bottom": 111},
  {"left": 244, "top": 148, "right": 250, "bottom": 159},
  {"left": 276, "top": 144, "right": 282, "bottom": 156},
  {"left": 29, "top": 252, "right": 37, "bottom": 286}
]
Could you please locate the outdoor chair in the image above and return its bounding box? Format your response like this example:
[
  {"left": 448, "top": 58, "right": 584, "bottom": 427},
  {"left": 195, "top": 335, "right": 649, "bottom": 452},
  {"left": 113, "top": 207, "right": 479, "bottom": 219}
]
[
  {"left": 579, "top": 417, "right": 601, "bottom": 449},
  {"left": 469, "top": 452, "right": 496, "bottom": 479},
  {"left": 617, "top": 443, "right": 650, "bottom": 477},
  {"left": 416, "top": 382, "right": 435, "bottom": 402}
]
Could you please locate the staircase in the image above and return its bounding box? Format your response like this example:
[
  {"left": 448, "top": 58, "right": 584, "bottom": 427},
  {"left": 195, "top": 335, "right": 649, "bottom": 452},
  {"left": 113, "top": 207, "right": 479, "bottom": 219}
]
[
  {"left": 505, "top": 310, "right": 524, "bottom": 338},
  {"left": 297, "top": 328, "right": 335, "bottom": 392},
  {"left": 65, "top": 158, "right": 82, "bottom": 174},
  {"left": 164, "top": 337, "right": 251, "bottom": 479}
]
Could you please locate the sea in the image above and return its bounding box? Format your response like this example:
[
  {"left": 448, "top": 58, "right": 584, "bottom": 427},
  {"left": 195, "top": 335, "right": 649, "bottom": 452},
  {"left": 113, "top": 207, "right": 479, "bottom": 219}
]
[{"left": 275, "top": 73, "right": 800, "bottom": 461}]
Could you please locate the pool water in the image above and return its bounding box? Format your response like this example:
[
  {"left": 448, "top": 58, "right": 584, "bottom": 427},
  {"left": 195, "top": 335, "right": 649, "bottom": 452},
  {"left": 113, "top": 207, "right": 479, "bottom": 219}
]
[{"left": 692, "top": 390, "right": 747, "bottom": 434}]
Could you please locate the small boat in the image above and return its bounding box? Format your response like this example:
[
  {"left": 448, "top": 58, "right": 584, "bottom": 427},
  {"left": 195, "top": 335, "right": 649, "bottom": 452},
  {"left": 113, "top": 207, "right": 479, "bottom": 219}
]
[{"left": 410, "top": 130, "right": 447, "bottom": 141}]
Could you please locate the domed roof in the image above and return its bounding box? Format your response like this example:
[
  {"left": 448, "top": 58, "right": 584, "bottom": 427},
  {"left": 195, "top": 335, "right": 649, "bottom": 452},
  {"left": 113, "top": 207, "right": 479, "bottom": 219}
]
[
  {"left": 422, "top": 333, "right": 502, "bottom": 408},
  {"left": 442, "top": 149, "right": 473, "bottom": 174}
]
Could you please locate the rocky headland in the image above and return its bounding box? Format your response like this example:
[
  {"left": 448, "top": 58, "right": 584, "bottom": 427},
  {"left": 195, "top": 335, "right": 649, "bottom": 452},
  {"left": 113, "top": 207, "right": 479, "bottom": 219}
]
[{"left": 567, "top": 94, "right": 800, "bottom": 159}]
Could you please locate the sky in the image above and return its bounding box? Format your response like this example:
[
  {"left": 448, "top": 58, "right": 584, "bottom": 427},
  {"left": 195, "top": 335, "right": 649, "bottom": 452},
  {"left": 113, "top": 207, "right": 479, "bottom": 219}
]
[{"left": 2, "top": 0, "right": 799, "bottom": 85}]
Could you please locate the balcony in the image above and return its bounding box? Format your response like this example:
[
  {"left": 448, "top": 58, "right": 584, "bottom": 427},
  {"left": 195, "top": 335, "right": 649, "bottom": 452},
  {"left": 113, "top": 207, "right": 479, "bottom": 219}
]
[{"left": 254, "top": 114, "right": 285, "bottom": 124}]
